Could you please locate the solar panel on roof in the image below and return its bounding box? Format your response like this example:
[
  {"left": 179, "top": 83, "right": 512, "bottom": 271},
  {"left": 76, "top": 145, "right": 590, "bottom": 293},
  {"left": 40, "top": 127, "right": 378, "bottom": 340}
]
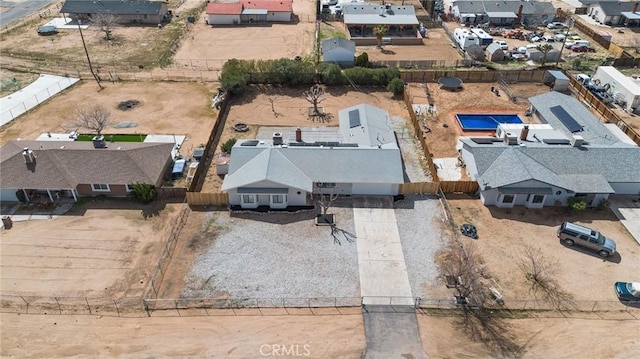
[
  {"left": 348, "top": 109, "right": 361, "bottom": 128},
  {"left": 240, "top": 140, "right": 259, "bottom": 146},
  {"left": 550, "top": 106, "right": 582, "bottom": 133}
]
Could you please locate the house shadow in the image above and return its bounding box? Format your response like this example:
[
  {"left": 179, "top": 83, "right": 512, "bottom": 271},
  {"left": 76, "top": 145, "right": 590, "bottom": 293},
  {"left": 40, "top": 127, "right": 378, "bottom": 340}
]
[
  {"left": 229, "top": 207, "right": 316, "bottom": 224},
  {"left": 63, "top": 198, "right": 168, "bottom": 219},
  {"left": 558, "top": 239, "right": 622, "bottom": 264},
  {"left": 393, "top": 194, "right": 439, "bottom": 210}
]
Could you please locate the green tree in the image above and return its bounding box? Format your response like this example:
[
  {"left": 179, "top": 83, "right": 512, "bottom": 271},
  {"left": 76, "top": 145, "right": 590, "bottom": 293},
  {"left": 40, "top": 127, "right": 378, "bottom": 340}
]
[
  {"left": 373, "top": 25, "right": 387, "bottom": 48},
  {"left": 318, "top": 63, "right": 346, "bottom": 85},
  {"left": 387, "top": 78, "right": 405, "bottom": 96},
  {"left": 355, "top": 52, "right": 369, "bottom": 67},
  {"left": 536, "top": 44, "right": 554, "bottom": 66},
  {"left": 130, "top": 182, "right": 157, "bottom": 204},
  {"left": 221, "top": 138, "right": 237, "bottom": 154},
  {"left": 220, "top": 59, "right": 251, "bottom": 95}
]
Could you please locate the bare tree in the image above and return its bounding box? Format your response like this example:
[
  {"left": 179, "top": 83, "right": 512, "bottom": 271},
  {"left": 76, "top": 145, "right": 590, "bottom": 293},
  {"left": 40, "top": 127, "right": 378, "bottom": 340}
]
[
  {"left": 536, "top": 43, "right": 554, "bottom": 66},
  {"left": 304, "top": 85, "right": 326, "bottom": 118},
  {"left": 90, "top": 13, "right": 118, "bottom": 40},
  {"left": 67, "top": 105, "right": 112, "bottom": 135},
  {"left": 517, "top": 244, "right": 574, "bottom": 310},
  {"left": 316, "top": 190, "right": 356, "bottom": 245}
]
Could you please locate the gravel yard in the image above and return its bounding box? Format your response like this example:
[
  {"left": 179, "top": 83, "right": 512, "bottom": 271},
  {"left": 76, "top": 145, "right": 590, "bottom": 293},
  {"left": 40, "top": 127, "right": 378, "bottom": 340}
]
[
  {"left": 182, "top": 200, "right": 360, "bottom": 300},
  {"left": 390, "top": 116, "right": 432, "bottom": 182},
  {"left": 395, "top": 195, "right": 449, "bottom": 300}
]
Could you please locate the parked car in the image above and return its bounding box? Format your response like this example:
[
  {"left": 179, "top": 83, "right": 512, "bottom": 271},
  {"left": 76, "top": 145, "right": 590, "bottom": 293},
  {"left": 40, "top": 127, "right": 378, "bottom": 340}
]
[
  {"left": 542, "top": 35, "right": 555, "bottom": 42},
  {"left": 565, "top": 40, "right": 590, "bottom": 49},
  {"left": 572, "top": 45, "right": 596, "bottom": 52},
  {"left": 557, "top": 221, "right": 617, "bottom": 257},
  {"left": 547, "top": 22, "right": 568, "bottom": 29},
  {"left": 614, "top": 282, "right": 640, "bottom": 301},
  {"left": 495, "top": 40, "right": 509, "bottom": 50}
]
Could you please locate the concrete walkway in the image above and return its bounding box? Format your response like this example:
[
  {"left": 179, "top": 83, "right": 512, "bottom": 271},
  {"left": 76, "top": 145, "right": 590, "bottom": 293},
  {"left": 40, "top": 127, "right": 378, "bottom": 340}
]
[
  {"left": 363, "top": 305, "right": 427, "bottom": 359},
  {"left": 608, "top": 195, "right": 640, "bottom": 246},
  {"left": 353, "top": 197, "right": 414, "bottom": 306}
]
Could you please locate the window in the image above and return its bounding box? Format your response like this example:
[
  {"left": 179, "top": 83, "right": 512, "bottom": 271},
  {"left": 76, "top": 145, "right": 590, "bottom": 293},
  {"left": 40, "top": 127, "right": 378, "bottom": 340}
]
[
  {"left": 316, "top": 182, "right": 336, "bottom": 188},
  {"left": 532, "top": 195, "right": 544, "bottom": 204},
  {"left": 241, "top": 194, "right": 255, "bottom": 204},
  {"left": 502, "top": 194, "right": 515, "bottom": 203},
  {"left": 91, "top": 184, "right": 110, "bottom": 192},
  {"left": 125, "top": 184, "right": 134, "bottom": 192},
  {"left": 271, "top": 194, "right": 286, "bottom": 204}
]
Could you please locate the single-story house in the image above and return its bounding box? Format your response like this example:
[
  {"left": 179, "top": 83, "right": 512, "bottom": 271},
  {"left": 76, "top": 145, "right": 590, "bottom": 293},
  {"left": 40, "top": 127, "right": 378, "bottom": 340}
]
[
  {"left": 321, "top": 37, "right": 356, "bottom": 66},
  {"left": 342, "top": 3, "right": 421, "bottom": 44},
  {"left": 60, "top": 0, "right": 170, "bottom": 24},
  {"left": 206, "top": 0, "right": 293, "bottom": 25},
  {"left": 0, "top": 139, "right": 174, "bottom": 203},
  {"left": 452, "top": 0, "right": 555, "bottom": 27},
  {"left": 457, "top": 91, "right": 640, "bottom": 208},
  {"left": 220, "top": 104, "right": 404, "bottom": 209},
  {"left": 587, "top": 1, "right": 639, "bottom": 26}
]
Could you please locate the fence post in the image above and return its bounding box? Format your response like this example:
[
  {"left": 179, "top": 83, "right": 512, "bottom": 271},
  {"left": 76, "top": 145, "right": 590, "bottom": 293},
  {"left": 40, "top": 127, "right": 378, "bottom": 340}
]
[
  {"left": 113, "top": 300, "right": 120, "bottom": 317},
  {"left": 85, "top": 297, "right": 92, "bottom": 314},
  {"left": 55, "top": 297, "right": 62, "bottom": 314},
  {"left": 21, "top": 296, "right": 29, "bottom": 314}
]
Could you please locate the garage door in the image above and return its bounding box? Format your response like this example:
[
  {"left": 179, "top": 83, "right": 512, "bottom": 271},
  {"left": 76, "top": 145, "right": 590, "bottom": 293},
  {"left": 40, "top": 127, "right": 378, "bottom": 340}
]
[{"left": 0, "top": 189, "right": 19, "bottom": 202}]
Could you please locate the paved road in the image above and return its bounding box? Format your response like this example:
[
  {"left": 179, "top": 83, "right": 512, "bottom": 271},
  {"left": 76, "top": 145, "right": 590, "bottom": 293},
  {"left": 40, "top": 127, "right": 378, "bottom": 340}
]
[
  {"left": 0, "top": 0, "right": 55, "bottom": 28},
  {"left": 362, "top": 305, "right": 428, "bottom": 359}
]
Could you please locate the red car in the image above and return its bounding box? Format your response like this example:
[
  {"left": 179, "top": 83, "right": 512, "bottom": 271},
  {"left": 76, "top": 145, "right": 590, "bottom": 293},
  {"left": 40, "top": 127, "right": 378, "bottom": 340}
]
[{"left": 572, "top": 45, "right": 596, "bottom": 52}]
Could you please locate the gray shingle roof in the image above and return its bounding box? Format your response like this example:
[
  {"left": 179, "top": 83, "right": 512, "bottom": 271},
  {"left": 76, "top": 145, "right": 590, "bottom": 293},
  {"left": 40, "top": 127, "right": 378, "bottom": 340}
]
[
  {"left": 60, "top": 0, "right": 166, "bottom": 15},
  {"left": 321, "top": 37, "right": 356, "bottom": 53},
  {"left": 343, "top": 3, "right": 418, "bottom": 25},
  {"left": 460, "top": 138, "right": 640, "bottom": 192},
  {"left": 597, "top": 1, "right": 636, "bottom": 16},
  {"left": 529, "top": 91, "right": 622, "bottom": 146},
  {"left": 338, "top": 104, "right": 396, "bottom": 147},
  {"left": 0, "top": 140, "right": 173, "bottom": 189},
  {"left": 453, "top": 0, "right": 555, "bottom": 16}
]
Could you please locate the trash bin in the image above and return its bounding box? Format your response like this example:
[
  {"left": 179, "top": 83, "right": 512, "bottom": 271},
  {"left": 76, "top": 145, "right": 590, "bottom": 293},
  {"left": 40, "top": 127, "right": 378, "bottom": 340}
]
[{"left": 2, "top": 216, "right": 12, "bottom": 229}]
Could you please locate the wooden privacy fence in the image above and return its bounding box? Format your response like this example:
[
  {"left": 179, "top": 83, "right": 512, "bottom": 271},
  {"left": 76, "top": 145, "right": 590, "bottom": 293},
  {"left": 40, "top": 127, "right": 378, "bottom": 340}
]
[
  {"left": 572, "top": 18, "right": 611, "bottom": 49},
  {"left": 156, "top": 187, "right": 187, "bottom": 200},
  {"left": 567, "top": 76, "right": 640, "bottom": 146},
  {"left": 398, "top": 181, "right": 479, "bottom": 195},
  {"left": 401, "top": 69, "right": 547, "bottom": 83},
  {"left": 186, "top": 192, "right": 229, "bottom": 206}
]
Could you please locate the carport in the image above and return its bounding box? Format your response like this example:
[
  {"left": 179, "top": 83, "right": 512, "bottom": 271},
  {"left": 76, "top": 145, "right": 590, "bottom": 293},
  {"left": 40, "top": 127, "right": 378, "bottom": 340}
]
[
  {"left": 486, "top": 11, "right": 517, "bottom": 26},
  {"left": 621, "top": 11, "right": 640, "bottom": 27},
  {"left": 241, "top": 9, "right": 267, "bottom": 23}
]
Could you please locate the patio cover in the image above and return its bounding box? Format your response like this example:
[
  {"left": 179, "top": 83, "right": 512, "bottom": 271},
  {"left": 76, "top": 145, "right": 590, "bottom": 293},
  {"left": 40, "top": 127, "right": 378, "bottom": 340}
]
[
  {"left": 621, "top": 11, "right": 640, "bottom": 20},
  {"left": 460, "top": 13, "right": 476, "bottom": 17},
  {"left": 242, "top": 9, "right": 268, "bottom": 15},
  {"left": 486, "top": 12, "right": 517, "bottom": 18}
]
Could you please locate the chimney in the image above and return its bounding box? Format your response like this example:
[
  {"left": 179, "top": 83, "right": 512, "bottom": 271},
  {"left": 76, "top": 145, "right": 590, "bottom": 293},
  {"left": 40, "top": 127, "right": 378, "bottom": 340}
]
[
  {"left": 516, "top": 4, "right": 523, "bottom": 24},
  {"left": 504, "top": 133, "right": 518, "bottom": 145},
  {"left": 273, "top": 132, "right": 283, "bottom": 146},
  {"left": 92, "top": 135, "right": 107, "bottom": 148},
  {"left": 570, "top": 135, "right": 584, "bottom": 147},
  {"left": 633, "top": 2, "right": 639, "bottom": 13},
  {"left": 22, "top": 147, "right": 36, "bottom": 163},
  {"left": 295, "top": 128, "right": 302, "bottom": 142},
  {"left": 520, "top": 125, "right": 529, "bottom": 141}
]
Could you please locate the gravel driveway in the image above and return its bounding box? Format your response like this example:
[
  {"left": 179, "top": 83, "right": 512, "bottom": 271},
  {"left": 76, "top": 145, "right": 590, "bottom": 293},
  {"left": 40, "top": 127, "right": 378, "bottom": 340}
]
[{"left": 182, "top": 201, "right": 360, "bottom": 300}]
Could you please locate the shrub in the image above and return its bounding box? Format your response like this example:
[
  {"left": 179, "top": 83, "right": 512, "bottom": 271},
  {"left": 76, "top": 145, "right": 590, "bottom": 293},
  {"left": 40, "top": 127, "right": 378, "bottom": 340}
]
[
  {"left": 342, "top": 67, "right": 400, "bottom": 86},
  {"left": 220, "top": 59, "right": 251, "bottom": 95},
  {"left": 596, "top": 199, "right": 609, "bottom": 211},
  {"left": 355, "top": 52, "right": 369, "bottom": 67},
  {"left": 317, "top": 63, "right": 346, "bottom": 85},
  {"left": 567, "top": 197, "right": 587, "bottom": 212},
  {"left": 130, "top": 182, "right": 157, "bottom": 204},
  {"left": 221, "top": 138, "right": 237, "bottom": 154},
  {"left": 386, "top": 77, "right": 405, "bottom": 96}
]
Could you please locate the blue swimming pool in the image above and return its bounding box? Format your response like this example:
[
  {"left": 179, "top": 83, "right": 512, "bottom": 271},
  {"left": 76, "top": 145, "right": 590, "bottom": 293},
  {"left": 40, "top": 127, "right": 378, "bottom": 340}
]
[{"left": 456, "top": 114, "right": 523, "bottom": 131}]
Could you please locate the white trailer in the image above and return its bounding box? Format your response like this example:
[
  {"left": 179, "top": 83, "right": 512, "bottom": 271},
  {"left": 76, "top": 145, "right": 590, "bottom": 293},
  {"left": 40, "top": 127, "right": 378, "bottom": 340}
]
[
  {"left": 469, "top": 28, "right": 493, "bottom": 47},
  {"left": 592, "top": 66, "right": 640, "bottom": 114},
  {"left": 453, "top": 28, "right": 478, "bottom": 50}
]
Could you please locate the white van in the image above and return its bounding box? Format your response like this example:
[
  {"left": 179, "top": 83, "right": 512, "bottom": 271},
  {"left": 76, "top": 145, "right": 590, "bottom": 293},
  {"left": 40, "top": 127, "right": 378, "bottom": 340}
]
[{"left": 565, "top": 40, "right": 589, "bottom": 49}]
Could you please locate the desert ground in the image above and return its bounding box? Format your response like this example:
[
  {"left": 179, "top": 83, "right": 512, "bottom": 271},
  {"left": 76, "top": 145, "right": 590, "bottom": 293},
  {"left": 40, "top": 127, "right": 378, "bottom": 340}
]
[
  {"left": 0, "top": 81, "right": 218, "bottom": 160},
  {"left": 2, "top": 312, "right": 639, "bottom": 358},
  {"left": 445, "top": 195, "right": 640, "bottom": 304},
  {"left": 358, "top": 28, "right": 463, "bottom": 63}
]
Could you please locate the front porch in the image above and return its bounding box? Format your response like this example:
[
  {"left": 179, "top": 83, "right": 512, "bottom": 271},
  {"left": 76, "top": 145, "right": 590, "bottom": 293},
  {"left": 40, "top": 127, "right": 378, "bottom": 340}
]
[{"left": 18, "top": 188, "right": 78, "bottom": 204}]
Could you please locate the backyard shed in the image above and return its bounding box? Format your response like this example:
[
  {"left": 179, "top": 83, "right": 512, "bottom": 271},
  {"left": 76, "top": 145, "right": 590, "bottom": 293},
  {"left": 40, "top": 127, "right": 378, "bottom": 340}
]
[
  {"left": 321, "top": 37, "right": 356, "bottom": 66},
  {"left": 544, "top": 70, "right": 569, "bottom": 92},
  {"left": 486, "top": 42, "right": 505, "bottom": 62},
  {"left": 592, "top": 66, "right": 640, "bottom": 114}
]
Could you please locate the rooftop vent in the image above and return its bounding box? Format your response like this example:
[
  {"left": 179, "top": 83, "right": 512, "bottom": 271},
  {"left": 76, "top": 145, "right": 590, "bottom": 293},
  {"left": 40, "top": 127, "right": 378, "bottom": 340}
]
[
  {"left": 22, "top": 147, "right": 36, "bottom": 164},
  {"left": 273, "top": 132, "right": 283, "bottom": 146},
  {"left": 504, "top": 133, "right": 518, "bottom": 146},
  {"left": 570, "top": 135, "right": 584, "bottom": 147}
]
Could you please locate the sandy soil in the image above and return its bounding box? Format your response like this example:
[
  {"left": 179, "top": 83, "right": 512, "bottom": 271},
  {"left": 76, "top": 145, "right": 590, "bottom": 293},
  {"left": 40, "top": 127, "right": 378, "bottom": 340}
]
[
  {"left": 173, "top": 0, "right": 317, "bottom": 69},
  {"left": 0, "top": 81, "right": 218, "bottom": 157},
  {"left": 0, "top": 312, "right": 366, "bottom": 359},
  {"left": 446, "top": 195, "right": 640, "bottom": 303},
  {"left": 406, "top": 82, "right": 551, "bottom": 158},
  {"left": 359, "top": 29, "right": 463, "bottom": 62},
  {"left": 419, "top": 315, "right": 640, "bottom": 358},
  {"left": 202, "top": 86, "right": 410, "bottom": 191},
  {"left": 0, "top": 70, "right": 39, "bottom": 97},
  {"left": 0, "top": 203, "right": 184, "bottom": 299}
]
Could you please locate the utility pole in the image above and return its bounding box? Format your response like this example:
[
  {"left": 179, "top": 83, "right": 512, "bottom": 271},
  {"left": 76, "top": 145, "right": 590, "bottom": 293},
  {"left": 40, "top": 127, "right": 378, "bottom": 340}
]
[
  {"left": 555, "top": 17, "right": 575, "bottom": 69},
  {"left": 77, "top": 19, "right": 103, "bottom": 89}
]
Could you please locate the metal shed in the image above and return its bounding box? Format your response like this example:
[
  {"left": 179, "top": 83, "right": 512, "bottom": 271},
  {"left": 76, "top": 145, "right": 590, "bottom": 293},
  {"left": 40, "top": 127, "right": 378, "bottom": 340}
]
[{"left": 544, "top": 70, "right": 569, "bottom": 92}]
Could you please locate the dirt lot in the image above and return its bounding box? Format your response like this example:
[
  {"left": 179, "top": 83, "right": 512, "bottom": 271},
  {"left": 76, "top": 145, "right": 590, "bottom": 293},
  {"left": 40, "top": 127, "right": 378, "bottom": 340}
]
[
  {"left": 201, "top": 86, "right": 410, "bottom": 191},
  {"left": 446, "top": 195, "right": 640, "bottom": 303},
  {"left": 173, "top": 0, "right": 317, "bottom": 68},
  {"left": 0, "top": 81, "right": 218, "bottom": 159},
  {"left": 359, "top": 29, "right": 463, "bottom": 62},
  {"left": 2, "top": 312, "right": 638, "bottom": 358},
  {"left": 407, "top": 81, "right": 551, "bottom": 158},
  {"left": 0, "top": 203, "right": 184, "bottom": 298}
]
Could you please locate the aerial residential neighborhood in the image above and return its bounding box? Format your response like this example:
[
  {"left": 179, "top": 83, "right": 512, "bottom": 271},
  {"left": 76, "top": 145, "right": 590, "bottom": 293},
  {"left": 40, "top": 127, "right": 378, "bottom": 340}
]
[{"left": 1, "top": 0, "right": 640, "bottom": 357}]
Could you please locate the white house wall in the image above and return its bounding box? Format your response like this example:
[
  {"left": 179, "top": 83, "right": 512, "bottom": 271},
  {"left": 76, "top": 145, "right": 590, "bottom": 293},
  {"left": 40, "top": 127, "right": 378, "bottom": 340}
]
[
  {"left": 610, "top": 182, "right": 640, "bottom": 195},
  {"left": 209, "top": 14, "right": 241, "bottom": 24},
  {"left": 592, "top": 68, "right": 640, "bottom": 113},
  {"left": 0, "top": 188, "right": 18, "bottom": 202},
  {"left": 313, "top": 183, "right": 352, "bottom": 195},
  {"left": 351, "top": 183, "right": 398, "bottom": 196},
  {"left": 588, "top": 5, "right": 607, "bottom": 24},
  {"left": 324, "top": 49, "right": 353, "bottom": 65},
  {"left": 267, "top": 11, "right": 291, "bottom": 22}
]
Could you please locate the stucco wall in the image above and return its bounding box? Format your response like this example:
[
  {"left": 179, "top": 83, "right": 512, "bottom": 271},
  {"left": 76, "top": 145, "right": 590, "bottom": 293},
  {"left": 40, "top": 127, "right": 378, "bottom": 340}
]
[{"left": 208, "top": 14, "right": 241, "bottom": 25}]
